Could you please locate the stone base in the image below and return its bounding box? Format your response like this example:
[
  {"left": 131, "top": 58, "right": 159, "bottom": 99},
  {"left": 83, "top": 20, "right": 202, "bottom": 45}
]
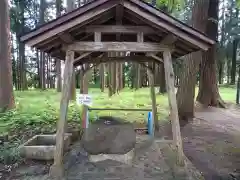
[
  {"left": 89, "top": 149, "right": 135, "bottom": 165},
  {"left": 19, "top": 133, "right": 71, "bottom": 160}
]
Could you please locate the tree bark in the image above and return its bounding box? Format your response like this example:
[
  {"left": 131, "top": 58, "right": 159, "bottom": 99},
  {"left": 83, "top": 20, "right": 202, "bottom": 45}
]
[
  {"left": 36, "top": 50, "right": 40, "bottom": 88},
  {"left": 18, "top": 1, "right": 27, "bottom": 90},
  {"left": 67, "top": 0, "right": 77, "bottom": 100},
  {"left": 56, "top": 0, "right": 62, "bottom": 92},
  {"left": 112, "top": 62, "right": 116, "bottom": 94},
  {"left": 218, "top": 0, "right": 225, "bottom": 85},
  {"left": 176, "top": 0, "right": 209, "bottom": 121},
  {"left": 230, "top": 38, "right": 239, "bottom": 85},
  {"left": 108, "top": 62, "right": 113, "bottom": 97},
  {"left": 0, "top": 0, "right": 15, "bottom": 111},
  {"left": 70, "top": 69, "right": 76, "bottom": 100},
  {"left": 39, "top": 0, "right": 46, "bottom": 90},
  {"left": 218, "top": 63, "right": 223, "bottom": 84},
  {"left": 135, "top": 63, "right": 141, "bottom": 90},
  {"left": 100, "top": 63, "right": 105, "bottom": 92},
  {"left": 196, "top": 0, "right": 224, "bottom": 107},
  {"left": 159, "top": 63, "right": 166, "bottom": 93},
  {"left": 236, "top": 66, "right": 240, "bottom": 104}
]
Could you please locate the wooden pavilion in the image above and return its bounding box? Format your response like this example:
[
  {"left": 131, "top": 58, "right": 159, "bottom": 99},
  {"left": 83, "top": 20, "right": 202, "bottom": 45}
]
[{"left": 20, "top": 0, "right": 215, "bottom": 178}]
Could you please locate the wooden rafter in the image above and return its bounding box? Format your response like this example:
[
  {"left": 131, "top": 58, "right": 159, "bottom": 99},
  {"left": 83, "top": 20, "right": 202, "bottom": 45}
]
[{"left": 59, "top": 33, "right": 75, "bottom": 44}]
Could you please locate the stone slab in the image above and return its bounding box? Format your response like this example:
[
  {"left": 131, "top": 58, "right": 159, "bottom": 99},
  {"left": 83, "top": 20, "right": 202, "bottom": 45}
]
[{"left": 89, "top": 149, "right": 135, "bottom": 165}]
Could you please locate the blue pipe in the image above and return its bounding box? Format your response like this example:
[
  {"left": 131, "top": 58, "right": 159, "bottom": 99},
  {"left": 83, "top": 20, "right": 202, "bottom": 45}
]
[{"left": 147, "top": 112, "right": 153, "bottom": 136}]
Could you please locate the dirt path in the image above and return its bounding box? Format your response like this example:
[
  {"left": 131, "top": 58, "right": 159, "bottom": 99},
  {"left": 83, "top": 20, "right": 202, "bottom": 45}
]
[{"left": 182, "top": 106, "right": 240, "bottom": 180}]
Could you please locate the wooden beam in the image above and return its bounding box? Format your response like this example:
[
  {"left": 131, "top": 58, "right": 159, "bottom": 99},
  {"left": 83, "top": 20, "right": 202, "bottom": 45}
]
[
  {"left": 85, "top": 25, "right": 155, "bottom": 34},
  {"left": 66, "top": 42, "right": 168, "bottom": 52},
  {"left": 77, "top": 55, "right": 160, "bottom": 65},
  {"left": 163, "top": 49, "right": 184, "bottom": 165},
  {"left": 49, "top": 50, "right": 74, "bottom": 178}
]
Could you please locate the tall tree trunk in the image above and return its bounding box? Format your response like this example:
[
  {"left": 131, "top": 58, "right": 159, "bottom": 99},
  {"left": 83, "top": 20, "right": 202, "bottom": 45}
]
[
  {"left": 39, "top": 0, "right": 46, "bottom": 90},
  {"left": 108, "top": 62, "right": 113, "bottom": 97},
  {"left": 227, "top": 57, "right": 231, "bottom": 84},
  {"left": 119, "top": 62, "right": 124, "bottom": 90},
  {"left": 196, "top": 0, "right": 224, "bottom": 107},
  {"left": 16, "top": 43, "right": 20, "bottom": 90},
  {"left": 11, "top": 33, "right": 17, "bottom": 89},
  {"left": 70, "top": 69, "right": 76, "bottom": 100},
  {"left": 230, "top": 38, "right": 239, "bottom": 85},
  {"left": 218, "top": 63, "right": 223, "bottom": 84},
  {"left": 93, "top": 66, "right": 97, "bottom": 84},
  {"left": 0, "top": 0, "right": 15, "bottom": 111},
  {"left": 134, "top": 63, "right": 141, "bottom": 90},
  {"left": 56, "top": 0, "right": 62, "bottom": 92},
  {"left": 159, "top": 63, "right": 166, "bottom": 93},
  {"left": 40, "top": 52, "right": 46, "bottom": 90},
  {"left": 176, "top": 0, "right": 209, "bottom": 121},
  {"left": 56, "top": 60, "right": 62, "bottom": 91},
  {"left": 100, "top": 63, "right": 105, "bottom": 92},
  {"left": 18, "top": 1, "right": 27, "bottom": 90},
  {"left": 111, "top": 62, "right": 116, "bottom": 94},
  {"left": 68, "top": 0, "right": 76, "bottom": 100},
  {"left": 36, "top": 50, "right": 40, "bottom": 88},
  {"left": 67, "top": 0, "right": 75, "bottom": 11},
  {"left": 218, "top": 0, "right": 225, "bottom": 85}
]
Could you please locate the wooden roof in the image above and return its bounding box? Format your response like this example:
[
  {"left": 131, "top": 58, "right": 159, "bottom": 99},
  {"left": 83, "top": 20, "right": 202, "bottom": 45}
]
[{"left": 20, "top": 0, "right": 215, "bottom": 60}]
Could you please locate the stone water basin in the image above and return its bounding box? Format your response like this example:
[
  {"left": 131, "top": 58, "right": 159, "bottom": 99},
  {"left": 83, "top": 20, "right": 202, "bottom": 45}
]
[{"left": 19, "top": 133, "right": 71, "bottom": 160}]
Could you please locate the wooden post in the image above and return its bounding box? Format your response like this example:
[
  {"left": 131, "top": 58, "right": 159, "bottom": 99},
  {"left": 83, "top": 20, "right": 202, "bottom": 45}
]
[
  {"left": 163, "top": 49, "right": 184, "bottom": 165},
  {"left": 147, "top": 69, "right": 157, "bottom": 136},
  {"left": 49, "top": 50, "right": 74, "bottom": 179}
]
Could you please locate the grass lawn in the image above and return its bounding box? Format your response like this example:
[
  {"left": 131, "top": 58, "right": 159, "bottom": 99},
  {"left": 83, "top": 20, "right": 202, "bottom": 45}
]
[{"left": 0, "top": 86, "right": 237, "bottom": 136}]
